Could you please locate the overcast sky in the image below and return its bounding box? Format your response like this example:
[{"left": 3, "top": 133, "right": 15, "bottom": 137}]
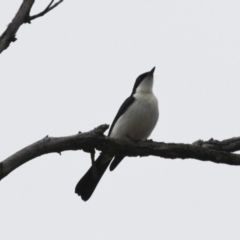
[{"left": 1, "top": 0, "right": 240, "bottom": 239}]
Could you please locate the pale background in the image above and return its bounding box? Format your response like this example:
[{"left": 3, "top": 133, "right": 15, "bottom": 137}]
[{"left": 1, "top": 1, "right": 240, "bottom": 239}]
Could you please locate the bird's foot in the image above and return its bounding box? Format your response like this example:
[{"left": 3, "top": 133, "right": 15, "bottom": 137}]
[
  {"left": 145, "top": 139, "right": 153, "bottom": 143},
  {"left": 126, "top": 135, "right": 143, "bottom": 144}
]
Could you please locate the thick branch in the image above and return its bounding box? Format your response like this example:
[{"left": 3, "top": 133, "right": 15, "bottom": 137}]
[
  {"left": 1, "top": 124, "right": 240, "bottom": 181},
  {"left": 0, "top": 0, "right": 63, "bottom": 54},
  {"left": 193, "top": 137, "right": 240, "bottom": 152}
]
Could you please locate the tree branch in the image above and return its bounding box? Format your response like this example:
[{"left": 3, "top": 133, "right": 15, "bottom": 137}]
[
  {"left": 0, "top": 0, "right": 63, "bottom": 54},
  {"left": 1, "top": 124, "right": 240, "bottom": 182},
  {"left": 29, "top": 0, "right": 63, "bottom": 21},
  {"left": 193, "top": 137, "right": 240, "bottom": 152}
]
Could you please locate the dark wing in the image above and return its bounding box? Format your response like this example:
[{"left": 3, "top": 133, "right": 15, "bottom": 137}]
[
  {"left": 108, "top": 95, "right": 135, "bottom": 136},
  {"left": 109, "top": 155, "right": 125, "bottom": 171}
]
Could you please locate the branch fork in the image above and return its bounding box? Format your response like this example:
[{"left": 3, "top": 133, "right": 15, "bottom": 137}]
[{"left": 0, "top": 0, "right": 63, "bottom": 54}]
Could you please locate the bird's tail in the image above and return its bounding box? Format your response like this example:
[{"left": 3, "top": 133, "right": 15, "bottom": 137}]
[{"left": 75, "top": 154, "right": 112, "bottom": 201}]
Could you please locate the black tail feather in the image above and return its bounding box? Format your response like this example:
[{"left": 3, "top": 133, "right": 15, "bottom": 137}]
[
  {"left": 109, "top": 155, "right": 125, "bottom": 171},
  {"left": 75, "top": 154, "right": 111, "bottom": 201}
]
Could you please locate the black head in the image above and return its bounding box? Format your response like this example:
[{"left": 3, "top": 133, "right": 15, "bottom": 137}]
[{"left": 131, "top": 67, "right": 155, "bottom": 95}]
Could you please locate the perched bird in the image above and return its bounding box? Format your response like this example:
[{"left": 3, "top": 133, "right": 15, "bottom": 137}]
[{"left": 75, "top": 67, "right": 159, "bottom": 201}]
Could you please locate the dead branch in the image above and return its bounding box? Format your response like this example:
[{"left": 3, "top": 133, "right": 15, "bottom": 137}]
[
  {"left": 1, "top": 124, "right": 240, "bottom": 182},
  {"left": 193, "top": 137, "right": 240, "bottom": 152},
  {"left": 29, "top": 0, "right": 63, "bottom": 21},
  {"left": 0, "top": 0, "right": 63, "bottom": 54}
]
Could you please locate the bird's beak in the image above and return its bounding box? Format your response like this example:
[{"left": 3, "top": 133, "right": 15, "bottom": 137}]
[{"left": 149, "top": 67, "right": 155, "bottom": 76}]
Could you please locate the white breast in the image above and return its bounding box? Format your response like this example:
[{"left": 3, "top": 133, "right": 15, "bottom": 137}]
[{"left": 110, "top": 92, "right": 159, "bottom": 141}]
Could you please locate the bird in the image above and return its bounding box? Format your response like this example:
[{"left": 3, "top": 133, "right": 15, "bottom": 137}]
[{"left": 75, "top": 67, "right": 159, "bottom": 201}]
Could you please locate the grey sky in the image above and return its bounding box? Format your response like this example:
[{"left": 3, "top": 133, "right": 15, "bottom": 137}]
[{"left": 1, "top": 0, "right": 240, "bottom": 239}]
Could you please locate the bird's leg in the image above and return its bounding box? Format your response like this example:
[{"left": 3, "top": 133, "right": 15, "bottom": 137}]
[
  {"left": 90, "top": 150, "right": 98, "bottom": 179},
  {"left": 126, "top": 134, "right": 143, "bottom": 144},
  {"left": 145, "top": 138, "right": 153, "bottom": 142}
]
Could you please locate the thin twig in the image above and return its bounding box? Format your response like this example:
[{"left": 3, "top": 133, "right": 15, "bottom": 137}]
[{"left": 29, "top": 0, "right": 63, "bottom": 21}]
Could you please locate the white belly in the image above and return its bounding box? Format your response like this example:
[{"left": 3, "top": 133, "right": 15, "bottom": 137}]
[{"left": 110, "top": 92, "right": 159, "bottom": 141}]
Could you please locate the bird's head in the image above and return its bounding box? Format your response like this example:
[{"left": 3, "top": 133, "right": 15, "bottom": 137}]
[{"left": 132, "top": 67, "right": 155, "bottom": 94}]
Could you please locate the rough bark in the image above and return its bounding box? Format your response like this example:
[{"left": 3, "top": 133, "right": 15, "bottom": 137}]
[
  {"left": 1, "top": 124, "right": 240, "bottom": 181},
  {"left": 0, "top": 0, "right": 63, "bottom": 54},
  {"left": 193, "top": 137, "right": 240, "bottom": 152}
]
